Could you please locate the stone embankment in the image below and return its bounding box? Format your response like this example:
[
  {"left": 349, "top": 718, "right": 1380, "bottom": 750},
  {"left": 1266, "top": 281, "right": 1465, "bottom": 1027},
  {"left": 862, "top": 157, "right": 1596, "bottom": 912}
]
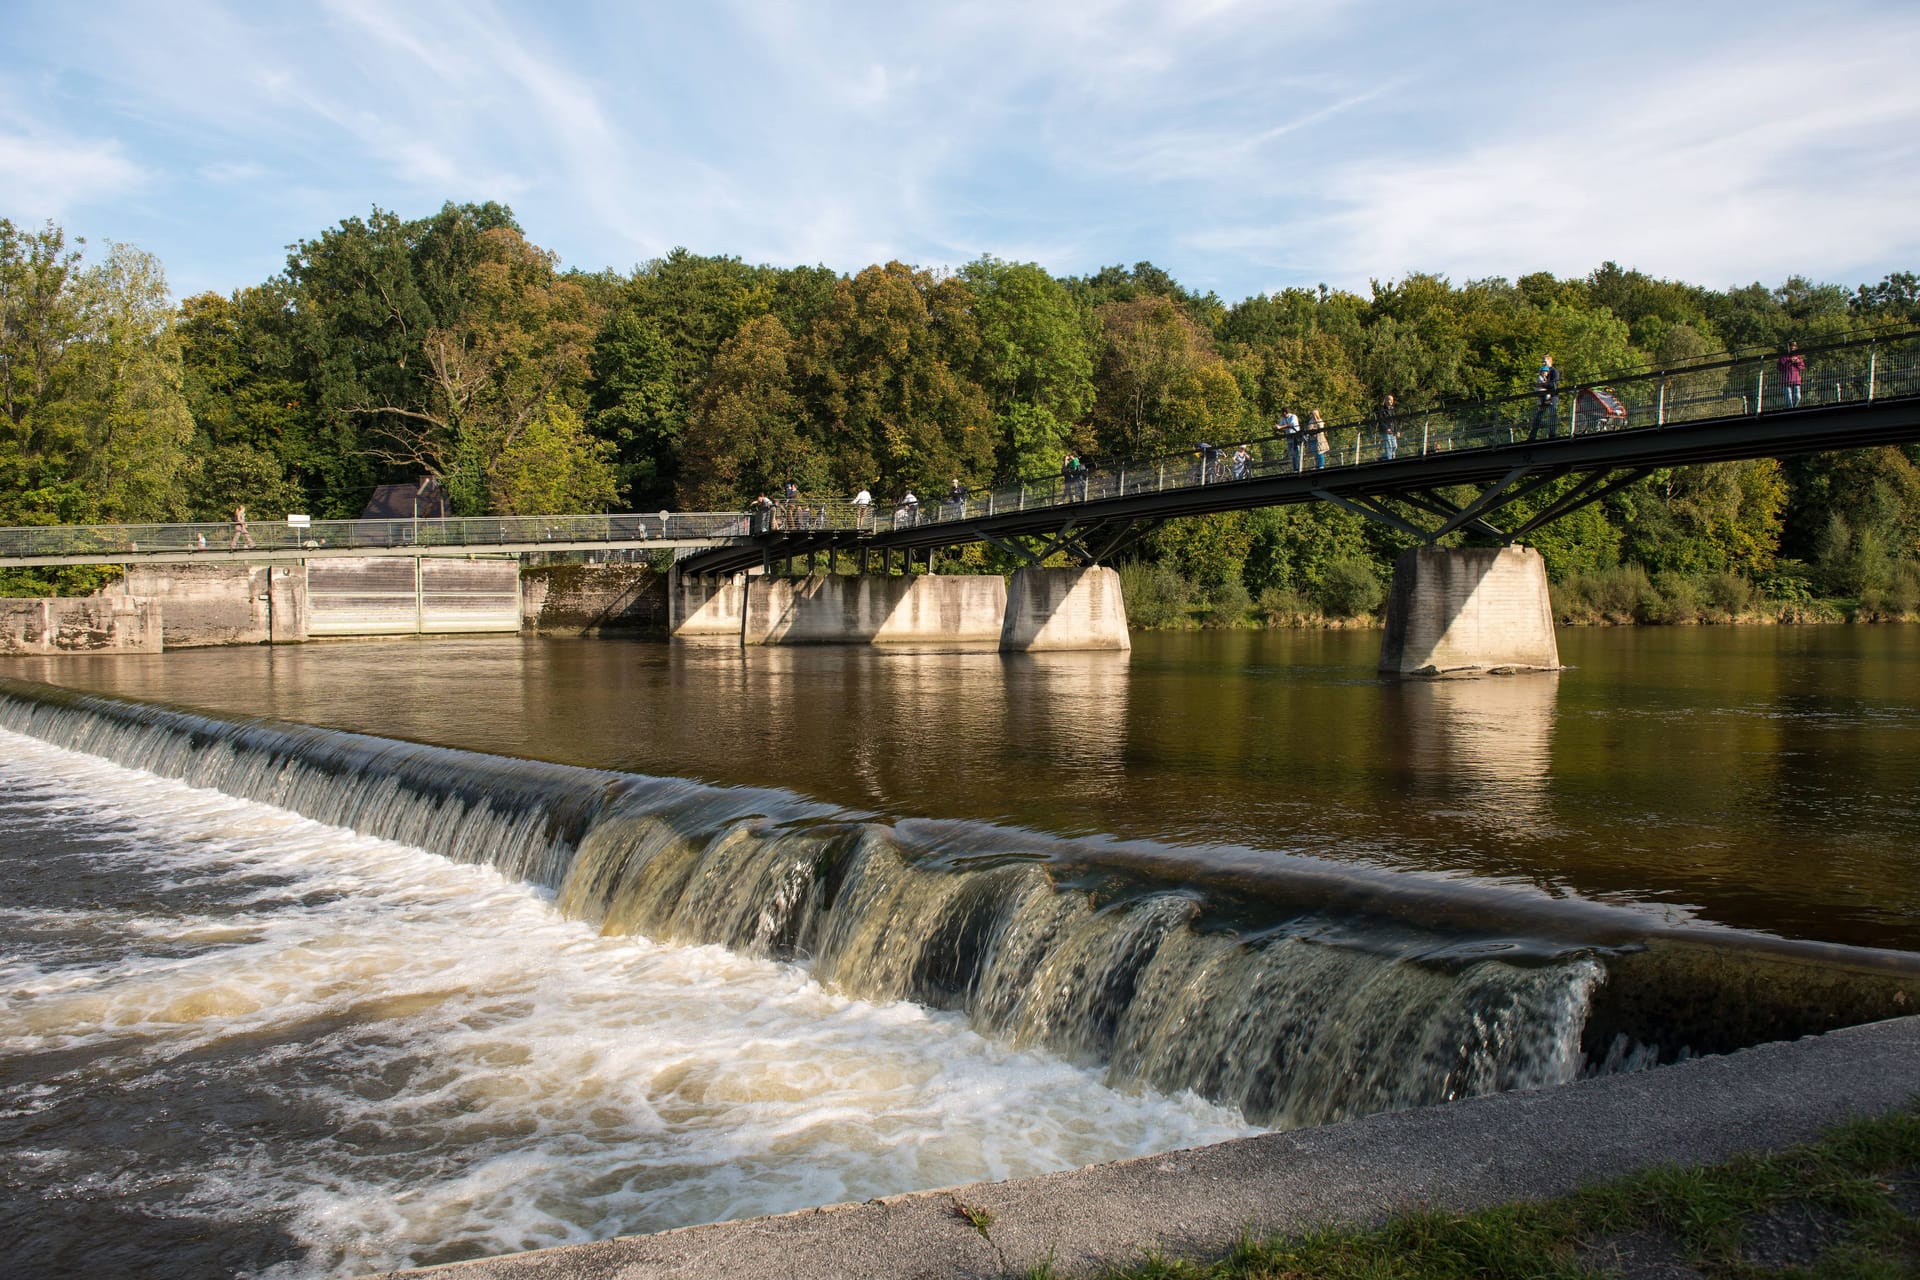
[{"left": 385, "top": 1015, "right": 1920, "bottom": 1280}]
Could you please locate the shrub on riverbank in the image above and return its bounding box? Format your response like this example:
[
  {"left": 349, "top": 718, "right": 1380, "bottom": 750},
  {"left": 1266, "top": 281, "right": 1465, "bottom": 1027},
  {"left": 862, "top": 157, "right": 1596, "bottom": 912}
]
[
  {"left": 1119, "top": 557, "right": 1385, "bottom": 628},
  {"left": 1116, "top": 561, "right": 1196, "bottom": 628},
  {"left": 1551, "top": 566, "right": 1858, "bottom": 625}
]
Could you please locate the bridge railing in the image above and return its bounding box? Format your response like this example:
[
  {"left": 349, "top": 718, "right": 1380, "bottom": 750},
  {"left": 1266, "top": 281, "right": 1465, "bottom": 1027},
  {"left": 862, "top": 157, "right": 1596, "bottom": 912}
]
[{"left": 0, "top": 510, "right": 762, "bottom": 562}]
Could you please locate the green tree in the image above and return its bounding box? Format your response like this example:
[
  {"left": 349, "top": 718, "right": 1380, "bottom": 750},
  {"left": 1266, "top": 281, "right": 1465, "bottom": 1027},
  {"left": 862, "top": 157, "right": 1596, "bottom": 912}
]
[
  {"left": 589, "top": 250, "right": 773, "bottom": 505},
  {"left": 1091, "top": 296, "right": 1243, "bottom": 457},
  {"left": 355, "top": 227, "right": 602, "bottom": 514},
  {"left": 489, "top": 402, "right": 619, "bottom": 514},
  {"left": 796, "top": 261, "right": 992, "bottom": 496},
  {"left": 961, "top": 256, "right": 1095, "bottom": 478},
  {"left": 678, "top": 314, "right": 810, "bottom": 507},
  {"left": 176, "top": 288, "right": 307, "bottom": 517}
]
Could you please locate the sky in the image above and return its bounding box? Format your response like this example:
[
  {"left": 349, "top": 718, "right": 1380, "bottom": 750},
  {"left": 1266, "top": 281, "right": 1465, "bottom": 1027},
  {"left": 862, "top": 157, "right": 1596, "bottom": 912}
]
[{"left": 4, "top": 0, "right": 1917, "bottom": 305}]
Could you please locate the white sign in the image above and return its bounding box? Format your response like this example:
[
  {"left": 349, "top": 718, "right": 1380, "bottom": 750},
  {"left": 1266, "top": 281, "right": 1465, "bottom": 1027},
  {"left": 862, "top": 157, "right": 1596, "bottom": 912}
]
[{"left": 286, "top": 514, "right": 312, "bottom": 528}]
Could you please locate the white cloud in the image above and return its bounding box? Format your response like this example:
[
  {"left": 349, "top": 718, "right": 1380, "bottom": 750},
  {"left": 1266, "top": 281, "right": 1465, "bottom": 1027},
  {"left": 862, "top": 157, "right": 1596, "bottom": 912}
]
[
  {"left": 1307, "top": 33, "right": 1920, "bottom": 288},
  {"left": 0, "top": 130, "right": 144, "bottom": 217}
]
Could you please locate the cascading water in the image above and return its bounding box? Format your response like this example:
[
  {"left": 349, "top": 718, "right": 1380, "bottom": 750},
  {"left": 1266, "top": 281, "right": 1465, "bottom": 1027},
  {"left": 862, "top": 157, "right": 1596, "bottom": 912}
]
[{"left": 0, "top": 678, "right": 1608, "bottom": 1128}]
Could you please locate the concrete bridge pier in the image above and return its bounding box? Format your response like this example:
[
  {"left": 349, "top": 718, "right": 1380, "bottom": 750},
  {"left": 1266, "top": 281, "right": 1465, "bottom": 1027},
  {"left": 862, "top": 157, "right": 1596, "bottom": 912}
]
[
  {"left": 1000, "top": 566, "right": 1131, "bottom": 652},
  {"left": 1378, "top": 546, "right": 1559, "bottom": 675}
]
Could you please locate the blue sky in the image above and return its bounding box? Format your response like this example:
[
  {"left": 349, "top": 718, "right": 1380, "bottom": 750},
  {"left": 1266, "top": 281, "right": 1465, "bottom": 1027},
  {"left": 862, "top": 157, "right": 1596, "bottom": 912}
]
[{"left": 4, "top": 0, "right": 1917, "bottom": 304}]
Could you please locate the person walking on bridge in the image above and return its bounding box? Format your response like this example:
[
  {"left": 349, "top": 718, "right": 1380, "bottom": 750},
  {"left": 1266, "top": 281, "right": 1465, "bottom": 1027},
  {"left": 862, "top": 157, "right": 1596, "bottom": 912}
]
[
  {"left": 853, "top": 485, "right": 872, "bottom": 531},
  {"left": 1376, "top": 396, "right": 1399, "bottom": 460},
  {"left": 229, "top": 505, "right": 255, "bottom": 550},
  {"left": 1527, "top": 355, "right": 1560, "bottom": 441},
  {"left": 1779, "top": 341, "right": 1805, "bottom": 408},
  {"left": 1309, "top": 409, "right": 1330, "bottom": 469}
]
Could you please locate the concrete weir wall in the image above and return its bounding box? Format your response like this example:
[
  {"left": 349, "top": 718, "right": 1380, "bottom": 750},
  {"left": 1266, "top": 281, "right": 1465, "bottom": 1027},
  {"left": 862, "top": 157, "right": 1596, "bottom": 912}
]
[
  {"left": 741, "top": 574, "right": 1008, "bottom": 645},
  {"left": 0, "top": 596, "right": 161, "bottom": 655},
  {"left": 1001, "top": 566, "right": 1131, "bottom": 652},
  {"left": 1379, "top": 545, "right": 1559, "bottom": 675}
]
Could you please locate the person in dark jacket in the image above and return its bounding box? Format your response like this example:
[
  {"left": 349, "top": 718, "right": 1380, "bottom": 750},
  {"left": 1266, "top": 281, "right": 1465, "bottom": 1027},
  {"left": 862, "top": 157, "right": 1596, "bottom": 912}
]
[
  {"left": 1527, "top": 355, "right": 1560, "bottom": 441},
  {"left": 1376, "top": 395, "right": 1399, "bottom": 459}
]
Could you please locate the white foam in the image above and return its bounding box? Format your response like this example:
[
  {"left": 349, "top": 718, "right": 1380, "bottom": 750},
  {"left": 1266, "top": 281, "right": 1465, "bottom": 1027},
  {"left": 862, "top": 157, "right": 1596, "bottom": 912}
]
[{"left": 0, "top": 727, "right": 1257, "bottom": 1277}]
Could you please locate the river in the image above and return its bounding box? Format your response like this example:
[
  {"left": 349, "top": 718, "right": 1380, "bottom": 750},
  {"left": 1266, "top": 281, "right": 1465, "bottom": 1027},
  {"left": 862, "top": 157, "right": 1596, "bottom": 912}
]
[{"left": 2, "top": 626, "right": 1917, "bottom": 1276}]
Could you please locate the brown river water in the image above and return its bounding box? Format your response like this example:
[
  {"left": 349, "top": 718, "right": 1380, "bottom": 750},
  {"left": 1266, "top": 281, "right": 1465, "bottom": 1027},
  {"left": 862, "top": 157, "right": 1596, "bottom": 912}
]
[{"left": 1, "top": 625, "right": 1916, "bottom": 1277}]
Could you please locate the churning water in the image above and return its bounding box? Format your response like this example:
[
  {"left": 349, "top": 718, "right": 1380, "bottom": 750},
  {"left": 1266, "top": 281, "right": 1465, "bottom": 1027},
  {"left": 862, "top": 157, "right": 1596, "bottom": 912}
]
[
  {"left": 3, "top": 659, "right": 1916, "bottom": 1278},
  {"left": 0, "top": 725, "right": 1251, "bottom": 1277}
]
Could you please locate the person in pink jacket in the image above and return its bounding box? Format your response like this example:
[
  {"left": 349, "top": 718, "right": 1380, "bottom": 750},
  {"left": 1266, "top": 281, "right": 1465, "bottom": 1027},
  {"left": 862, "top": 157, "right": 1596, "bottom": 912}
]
[{"left": 1778, "top": 340, "right": 1805, "bottom": 408}]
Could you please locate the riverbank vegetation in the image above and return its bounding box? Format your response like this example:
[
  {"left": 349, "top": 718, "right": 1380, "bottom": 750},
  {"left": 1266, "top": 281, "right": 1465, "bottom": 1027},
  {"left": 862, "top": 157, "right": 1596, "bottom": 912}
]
[
  {"left": 2, "top": 203, "right": 1917, "bottom": 607},
  {"left": 1044, "top": 1105, "right": 1920, "bottom": 1280}
]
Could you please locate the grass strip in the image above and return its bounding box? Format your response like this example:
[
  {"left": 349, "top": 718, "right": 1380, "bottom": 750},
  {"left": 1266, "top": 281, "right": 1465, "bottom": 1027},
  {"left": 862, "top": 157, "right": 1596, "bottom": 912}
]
[{"left": 1031, "top": 1105, "right": 1919, "bottom": 1280}]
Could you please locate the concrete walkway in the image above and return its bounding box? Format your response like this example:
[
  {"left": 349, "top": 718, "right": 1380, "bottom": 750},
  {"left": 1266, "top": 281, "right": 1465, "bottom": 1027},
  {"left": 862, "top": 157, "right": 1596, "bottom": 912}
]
[{"left": 387, "top": 1015, "right": 1920, "bottom": 1280}]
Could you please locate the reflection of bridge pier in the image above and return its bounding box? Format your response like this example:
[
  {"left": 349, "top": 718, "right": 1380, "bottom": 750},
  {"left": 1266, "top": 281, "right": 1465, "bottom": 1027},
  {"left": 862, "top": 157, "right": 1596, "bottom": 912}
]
[
  {"left": 667, "top": 566, "right": 1130, "bottom": 652},
  {"left": 1391, "top": 667, "right": 1561, "bottom": 837}
]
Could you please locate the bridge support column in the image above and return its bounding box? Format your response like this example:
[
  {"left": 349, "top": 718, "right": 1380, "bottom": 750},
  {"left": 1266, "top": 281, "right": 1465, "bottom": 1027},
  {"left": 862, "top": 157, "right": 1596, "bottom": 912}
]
[
  {"left": 1378, "top": 546, "right": 1559, "bottom": 675},
  {"left": 1000, "top": 566, "right": 1131, "bottom": 652}
]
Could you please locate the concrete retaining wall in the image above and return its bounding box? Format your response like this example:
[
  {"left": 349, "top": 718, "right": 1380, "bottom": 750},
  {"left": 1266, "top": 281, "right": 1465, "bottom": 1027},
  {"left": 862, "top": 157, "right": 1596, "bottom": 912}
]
[
  {"left": 522, "top": 564, "right": 666, "bottom": 634},
  {"left": 742, "top": 574, "right": 1008, "bottom": 646},
  {"left": 1379, "top": 545, "right": 1559, "bottom": 674},
  {"left": 116, "top": 563, "right": 272, "bottom": 647},
  {"left": 1000, "top": 566, "right": 1131, "bottom": 652},
  {"left": 0, "top": 596, "right": 162, "bottom": 655}
]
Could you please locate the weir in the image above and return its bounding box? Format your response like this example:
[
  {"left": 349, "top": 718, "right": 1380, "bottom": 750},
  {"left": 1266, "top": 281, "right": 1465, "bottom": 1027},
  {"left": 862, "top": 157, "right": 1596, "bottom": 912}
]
[{"left": 2, "top": 676, "right": 1915, "bottom": 1132}]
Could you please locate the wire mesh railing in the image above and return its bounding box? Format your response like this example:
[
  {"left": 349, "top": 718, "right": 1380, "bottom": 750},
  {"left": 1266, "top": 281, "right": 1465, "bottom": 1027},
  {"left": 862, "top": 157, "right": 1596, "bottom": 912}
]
[{"left": 0, "top": 511, "right": 760, "bottom": 562}]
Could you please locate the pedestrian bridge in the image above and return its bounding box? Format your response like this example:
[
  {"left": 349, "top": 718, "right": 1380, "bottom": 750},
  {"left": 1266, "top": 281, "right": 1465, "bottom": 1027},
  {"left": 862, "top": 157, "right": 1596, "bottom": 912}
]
[{"left": 3, "top": 326, "right": 1916, "bottom": 574}]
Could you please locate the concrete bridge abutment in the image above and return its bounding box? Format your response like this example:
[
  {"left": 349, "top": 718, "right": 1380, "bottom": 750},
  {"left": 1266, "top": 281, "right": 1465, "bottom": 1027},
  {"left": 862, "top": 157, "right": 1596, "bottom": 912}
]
[
  {"left": 1378, "top": 545, "right": 1559, "bottom": 675},
  {"left": 667, "top": 571, "right": 750, "bottom": 639}
]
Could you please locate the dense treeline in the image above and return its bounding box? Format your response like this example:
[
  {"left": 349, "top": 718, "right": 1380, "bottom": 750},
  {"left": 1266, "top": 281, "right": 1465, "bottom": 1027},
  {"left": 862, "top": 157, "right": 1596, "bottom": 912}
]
[{"left": 4, "top": 201, "right": 1919, "bottom": 612}]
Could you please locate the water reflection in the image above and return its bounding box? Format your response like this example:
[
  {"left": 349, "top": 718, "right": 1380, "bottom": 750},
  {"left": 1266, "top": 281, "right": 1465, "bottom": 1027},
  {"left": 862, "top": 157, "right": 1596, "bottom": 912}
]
[{"left": 1390, "top": 672, "right": 1561, "bottom": 839}]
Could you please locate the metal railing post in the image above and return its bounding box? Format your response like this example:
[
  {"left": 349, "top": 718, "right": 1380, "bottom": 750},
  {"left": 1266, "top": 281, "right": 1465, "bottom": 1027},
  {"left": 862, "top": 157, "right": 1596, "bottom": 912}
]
[
  {"left": 1755, "top": 368, "right": 1765, "bottom": 415},
  {"left": 1869, "top": 344, "right": 1877, "bottom": 401},
  {"left": 1657, "top": 380, "right": 1666, "bottom": 426}
]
